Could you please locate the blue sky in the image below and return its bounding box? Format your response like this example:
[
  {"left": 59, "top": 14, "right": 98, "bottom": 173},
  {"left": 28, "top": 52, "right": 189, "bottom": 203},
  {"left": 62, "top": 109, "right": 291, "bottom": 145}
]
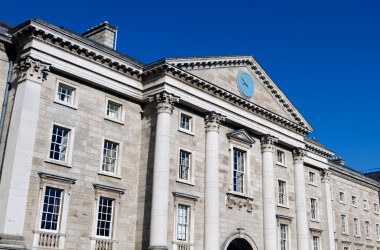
[{"left": 2, "top": 0, "right": 380, "bottom": 172}]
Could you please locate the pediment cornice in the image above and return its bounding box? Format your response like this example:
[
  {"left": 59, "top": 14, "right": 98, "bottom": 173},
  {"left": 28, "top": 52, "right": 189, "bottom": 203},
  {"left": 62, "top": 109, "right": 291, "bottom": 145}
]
[
  {"left": 305, "top": 138, "right": 335, "bottom": 158},
  {"left": 165, "top": 56, "right": 312, "bottom": 132},
  {"left": 10, "top": 21, "right": 142, "bottom": 80},
  {"left": 143, "top": 62, "right": 311, "bottom": 135},
  {"left": 227, "top": 129, "right": 255, "bottom": 145}
]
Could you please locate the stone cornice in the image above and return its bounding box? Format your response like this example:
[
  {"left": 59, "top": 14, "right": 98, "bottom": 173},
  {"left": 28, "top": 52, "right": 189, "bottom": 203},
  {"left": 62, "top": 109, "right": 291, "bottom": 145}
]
[
  {"left": 143, "top": 63, "right": 311, "bottom": 135},
  {"left": 38, "top": 172, "right": 76, "bottom": 185},
  {"left": 164, "top": 56, "right": 312, "bottom": 131},
  {"left": 10, "top": 23, "right": 142, "bottom": 80},
  {"left": 329, "top": 164, "right": 380, "bottom": 190},
  {"left": 305, "top": 138, "right": 335, "bottom": 158}
]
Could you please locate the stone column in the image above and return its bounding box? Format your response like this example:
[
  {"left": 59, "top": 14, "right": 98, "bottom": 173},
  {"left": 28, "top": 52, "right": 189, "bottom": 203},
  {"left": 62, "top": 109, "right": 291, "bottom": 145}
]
[
  {"left": 293, "top": 148, "right": 309, "bottom": 250},
  {"left": 321, "top": 169, "right": 335, "bottom": 250},
  {"left": 261, "top": 134, "right": 278, "bottom": 250},
  {"left": 148, "top": 91, "right": 179, "bottom": 250},
  {"left": 0, "top": 56, "right": 50, "bottom": 249},
  {"left": 204, "top": 112, "right": 224, "bottom": 250}
]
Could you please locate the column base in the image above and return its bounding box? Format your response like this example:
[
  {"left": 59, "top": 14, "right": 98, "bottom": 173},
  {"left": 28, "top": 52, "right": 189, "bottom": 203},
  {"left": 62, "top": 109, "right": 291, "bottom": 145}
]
[
  {"left": 147, "top": 246, "right": 168, "bottom": 250},
  {"left": 0, "top": 234, "right": 27, "bottom": 249}
]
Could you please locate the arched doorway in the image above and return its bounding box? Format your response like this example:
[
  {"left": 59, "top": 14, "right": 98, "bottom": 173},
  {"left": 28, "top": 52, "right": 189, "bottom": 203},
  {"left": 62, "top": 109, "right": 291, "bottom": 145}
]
[{"left": 226, "top": 238, "right": 253, "bottom": 250}]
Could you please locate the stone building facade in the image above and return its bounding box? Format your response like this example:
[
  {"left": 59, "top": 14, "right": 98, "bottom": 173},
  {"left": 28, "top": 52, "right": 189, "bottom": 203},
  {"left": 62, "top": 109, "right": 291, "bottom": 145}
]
[{"left": 0, "top": 19, "right": 379, "bottom": 250}]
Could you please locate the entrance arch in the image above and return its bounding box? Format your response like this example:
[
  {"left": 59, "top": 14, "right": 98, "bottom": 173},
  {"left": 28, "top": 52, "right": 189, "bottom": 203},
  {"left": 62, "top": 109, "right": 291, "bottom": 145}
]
[
  {"left": 222, "top": 230, "right": 258, "bottom": 250},
  {"left": 226, "top": 238, "right": 253, "bottom": 250}
]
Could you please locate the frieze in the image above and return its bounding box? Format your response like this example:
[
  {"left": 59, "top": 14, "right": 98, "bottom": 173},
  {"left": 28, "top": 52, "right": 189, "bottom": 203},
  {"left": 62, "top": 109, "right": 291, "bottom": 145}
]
[{"left": 226, "top": 192, "right": 254, "bottom": 213}]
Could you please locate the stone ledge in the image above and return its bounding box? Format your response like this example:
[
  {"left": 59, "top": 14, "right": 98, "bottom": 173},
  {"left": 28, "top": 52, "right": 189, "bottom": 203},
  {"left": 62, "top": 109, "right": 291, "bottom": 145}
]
[{"left": 0, "top": 234, "right": 26, "bottom": 250}]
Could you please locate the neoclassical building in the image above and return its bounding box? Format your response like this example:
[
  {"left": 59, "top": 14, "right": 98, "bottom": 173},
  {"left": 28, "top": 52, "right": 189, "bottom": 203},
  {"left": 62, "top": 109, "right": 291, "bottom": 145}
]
[{"left": 0, "top": 19, "right": 379, "bottom": 250}]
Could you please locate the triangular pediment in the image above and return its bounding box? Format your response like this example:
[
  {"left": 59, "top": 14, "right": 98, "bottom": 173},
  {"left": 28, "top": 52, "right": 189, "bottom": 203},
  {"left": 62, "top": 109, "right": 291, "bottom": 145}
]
[
  {"left": 226, "top": 129, "right": 255, "bottom": 145},
  {"left": 165, "top": 56, "right": 312, "bottom": 132}
]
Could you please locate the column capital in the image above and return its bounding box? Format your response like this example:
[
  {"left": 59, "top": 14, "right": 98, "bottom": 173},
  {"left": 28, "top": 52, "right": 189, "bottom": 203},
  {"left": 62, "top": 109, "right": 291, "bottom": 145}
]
[
  {"left": 204, "top": 111, "right": 225, "bottom": 132},
  {"left": 148, "top": 91, "right": 179, "bottom": 114},
  {"left": 16, "top": 56, "right": 50, "bottom": 83},
  {"left": 260, "top": 134, "right": 278, "bottom": 152},
  {"left": 292, "top": 147, "right": 306, "bottom": 163},
  {"left": 321, "top": 169, "right": 332, "bottom": 183}
]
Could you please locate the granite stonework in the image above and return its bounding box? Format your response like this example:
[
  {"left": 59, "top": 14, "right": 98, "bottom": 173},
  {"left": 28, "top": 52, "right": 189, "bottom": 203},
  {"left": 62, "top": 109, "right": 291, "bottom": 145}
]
[{"left": 0, "top": 19, "right": 379, "bottom": 250}]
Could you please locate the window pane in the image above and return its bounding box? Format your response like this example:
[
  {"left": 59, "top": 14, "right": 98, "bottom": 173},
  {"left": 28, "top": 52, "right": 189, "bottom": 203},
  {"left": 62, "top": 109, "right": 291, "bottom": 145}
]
[
  {"left": 233, "top": 148, "right": 245, "bottom": 193},
  {"left": 49, "top": 125, "right": 70, "bottom": 162},
  {"left": 177, "top": 205, "right": 189, "bottom": 241},
  {"left": 57, "top": 83, "right": 74, "bottom": 104},
  {"left": 180, "top": 114, "right": 191, "bottom": 130},
  {"left": 179, "top": 150, "right": 191, "bottom": 181},
  {"left": 278, "top": 180, "right": 286, "bottom": 205},
  {"left": 96, "top": 197, "right": 114, "bottom": 237},
  {"left": 102, "top": 140, "right": 119, "bottom": 173},
  {"left": 107, "top": 101, "right": 121, "bottom": 120},
  {"left": 280, "top": 224, "right": 288, "bottom": 250},
  {"left": 40, "top": 187, "right": 63, "bottom": 231}
]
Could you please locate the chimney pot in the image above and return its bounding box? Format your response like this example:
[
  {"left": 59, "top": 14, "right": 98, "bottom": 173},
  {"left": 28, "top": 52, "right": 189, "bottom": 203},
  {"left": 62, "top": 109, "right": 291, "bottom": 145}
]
[{"left": 82, "top": 21, "right": 117, "bottom": 49}]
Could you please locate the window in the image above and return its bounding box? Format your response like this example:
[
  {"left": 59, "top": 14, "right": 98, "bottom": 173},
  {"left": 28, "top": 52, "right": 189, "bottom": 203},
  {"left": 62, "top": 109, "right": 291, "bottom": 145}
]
[
  {"left": 343, "top": 247, "right": 349, "bottom": 250},
  {"left": 352, "top": 196, "right": 357, "bottom": 207},
  {"left": 178, "top": 150, "right": 192, "bottom": 182},
  {"left": 311, "top": 198, "right": 318, "bottom": 221},
  {"left": 176, "top": 204, "right": 190, "bottom": 242},
  {"left": 312, "top": 236, "right": 320, "bottom": 250},
  {"left": 102, "top": 140, "right": 119, "bottom": 174},
  {"left": 363, "top": 199, "right": 369, "bottom": 210},
  {"left": 375, "top": 203, "right": 379, "bottom": 214},
  {"left": 278, "top": 180, "right": 287, "bottom": 206},
  {"left": 309, "top": 171, "right": 316, "bottom": 185},
  {"left": 40, "top": 187, "right": 63, "bottom": 231},
  {"left": 277, "top": 150, "right": 285, "bottom": 165},
  {"left": 339, "top": 192, "right": 346, "bottom": 204},
  {"left": 279, "top": 224, "right": 288, "bottom": 250},
  {"left": 106, "top": 100, "right": 122, "bottom": 121},
  {"left": 376, "top": 224, "right": 380, "bottom": 241},
  {"left": 232, "top": 148, "right": 246, "bottom": 193},
  {"left": 333, "top": 211, "right": 336, "bottom": 232},
  {"left": 353, "top": 218, "right": 360, "bottom": 236},
  {"left": 179, "top": 112, "right": 193, "bottom": 133},
  {"left": 49, "top": 125, "right": 71, "bottom": 162},
  {"left": 341, "top": 214, "right": 348, "bottom": 234},
  {"left": 96, "top": 197, "right": 114, "bottom": 238},
  {"left": 57, "top": 83, "right": 75, "bottom": 104},
  {"left": 365, "top": 221, "right": 371, "bottom": 239}
]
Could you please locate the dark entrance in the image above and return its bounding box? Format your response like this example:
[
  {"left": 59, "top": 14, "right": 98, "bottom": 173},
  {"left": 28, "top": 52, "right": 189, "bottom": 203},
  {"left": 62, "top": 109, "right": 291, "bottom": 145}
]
[{"left": 226, "top": 238, "right": 253, "bottom": 250}]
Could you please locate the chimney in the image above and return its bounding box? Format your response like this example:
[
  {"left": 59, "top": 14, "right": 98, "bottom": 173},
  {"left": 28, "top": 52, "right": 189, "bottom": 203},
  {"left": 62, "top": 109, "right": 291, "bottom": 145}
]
[
  {"left": 83, "top": 21, "right": 118, "bottom": 50},
  {"left": 331, "top": 156, "right": 345, "bottom": 166}
]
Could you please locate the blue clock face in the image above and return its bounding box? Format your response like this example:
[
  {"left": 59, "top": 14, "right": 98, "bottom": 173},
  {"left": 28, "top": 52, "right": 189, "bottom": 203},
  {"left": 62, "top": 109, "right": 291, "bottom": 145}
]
[{"left": 236, "top": 72, "right": 254, "bottom": 98}]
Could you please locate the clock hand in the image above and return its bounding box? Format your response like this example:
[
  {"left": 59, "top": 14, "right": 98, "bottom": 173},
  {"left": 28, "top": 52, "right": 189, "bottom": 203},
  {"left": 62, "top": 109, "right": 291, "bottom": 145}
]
[{"left": 241, "top": 78, "right": 249, "bottom": 87}]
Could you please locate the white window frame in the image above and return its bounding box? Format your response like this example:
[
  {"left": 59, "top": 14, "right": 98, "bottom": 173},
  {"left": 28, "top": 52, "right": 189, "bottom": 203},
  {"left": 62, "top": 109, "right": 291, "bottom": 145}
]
[
  {"left": 178, "top": 111, "right": 194, "bottom": 135},
  {"left": 276, "top": 149, "right": 286, "bottom": 166},
  {"left": 374, "top": 203, "right": 379, "bottom": 214},
  {"left": 365, "top": 221, "right": 371, "bottom": 239},
  {"left": 308, "top": 171, "right": 317, "bottom": 186},
  {"left": 177, "top": 147, "right": 195, "bottom": 185},
  {"left": 310, "top": 197, "right": 319, "bottom": 221},
  {"left": 99, "top": 137, "right": 122, "bottom": 178},
  {"left": 46, "top": 122, "right": 75, "bottom": 167},
  {"left": 339, "top": 191, "right": 346, "bottom": 204},
  {"left": 363, "top": 199, "right": 369, "bottom": 211},
  {"left": 333, "top": 211, "right": 336, "bottom": 232},
  {"left": 353, "top": 217, "right": 361, "bottom": 237},
  {"left": 172, "top": 193, "right": 197, "bottom": 250},
  {"left": 352, "top": 195, "right": 358, "bottom": 207},
  {"left": 95, "top": 196, "right": 115, "bottom": 239},
  {"left": 230, "top": 144, "right": 250, "bottom": 195},
  {"left": 376, "top": 223, "right": 380, "bottom": 241},
  {"left": 311, "top": 236, "right": 320, "bottom": 250},
  {"left": 341, "top": 214, "right": 349, "bottom": 235},
  {"left": 277, "top": 179, "right": 288, "bottom": 207},
  {"left": 104, "top": 97, "right": 125, "bottom": 124},
  {"left": 278, "top": 223, "right": 289, "bottom": 250},
  {"left": 32, "top": 173, "right": 74, "bottom": 249},
  {"left": 54, "top": 79, "right": 78, "bottom": 109}
]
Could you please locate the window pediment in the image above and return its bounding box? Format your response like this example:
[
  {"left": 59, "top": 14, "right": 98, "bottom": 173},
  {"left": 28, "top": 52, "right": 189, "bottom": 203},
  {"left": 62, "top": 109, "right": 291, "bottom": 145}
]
[{"left": 227, "top": 129, "right": 255, "bottom": 146}]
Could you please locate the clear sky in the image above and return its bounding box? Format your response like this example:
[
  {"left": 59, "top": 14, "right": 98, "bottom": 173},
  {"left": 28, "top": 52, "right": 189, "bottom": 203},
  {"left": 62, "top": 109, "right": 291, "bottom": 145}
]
[{"left": 2, "top": 0, "right": 380, "bottom": 172}]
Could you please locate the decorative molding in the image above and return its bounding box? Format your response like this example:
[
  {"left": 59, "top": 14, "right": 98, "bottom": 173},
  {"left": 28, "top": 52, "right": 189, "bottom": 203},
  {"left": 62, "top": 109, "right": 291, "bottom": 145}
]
[
  {"left": 309, "top": 227, "right": 323, "bottom": 233},
  {"left": 172, "top": 192, "right": 199, "bottom": 201},
  {"left": 38, "top": 172, "right": 76, "bottom": 185},
  {"left": 15, "top": 56, "right": 50, "bottom": 83},
  {"left": 305, "top": 137, "right": 335, "bottom": 158},
  {"left": 93, "top": 183, "right": 126, "bottom": 195},
  {"left": 321, "top": 169, "right": 331, "bottom": 183},
  {"left": 11, "top": 24, "right": 142, "bottom": 80},
  {"left": 292, "top": 147, "right": 306, "bottom": 163},
  {"left": 260, "top": 134, "right": 278, "bottom": 152},
  {"left": 226, "top": 192, "right": 254, "bottom": 213},
  {"left": 148, "top": 91, "right": 179, "bottom": 114},
  {"left": 143, "top": 63, "right": 311, "bottom": 135},
  {"left": 329, "top": 165, "right": 380, "bottom": 190},
  {"left": 276, "top": 214, "right": 294, "bottom": 221},
  {"left": 204, "top": 111, "right": 225, "bottom": 132},
  {"left": 226, "top": 129, "right": 255, "bottom": 146}
]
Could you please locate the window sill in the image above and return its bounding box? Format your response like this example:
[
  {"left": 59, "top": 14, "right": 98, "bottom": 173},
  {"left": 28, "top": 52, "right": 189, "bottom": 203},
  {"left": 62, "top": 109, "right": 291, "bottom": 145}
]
[
  {"left": 97, "top": 171, "right": 122, "bottom": 179},
  {"left": 308, "top": 183, "right": 318, "bottom": 187},
  {"left": 44, "top": 159, "right": 72, "bottom": 168},
  {"left": 53, "top": 100, "right": 78, "bottom": 110},
  {"left": 226, "top": 191, "right": 254, "bottom": 200},
  {"left": 276, "top": 163, "right": 287, "bottom": 168},
  {"left": 176, "top": 179, "right": 195, "bottom": 186},
  {"left": 339, "top": 201, "right": 347, "bottom": 205},
  {"left": 277, "top": 204, "right": 289, "bottom": 209},
  {"left": 310, "top": 219, "right": 320, "bottom": 223},
  {"left": 352, "top": 205, "right": 358, "bottom": 208},
  {"left": 354, "top": 235, "right": 361, "bottom": 238},
  {"left": 341, "top": 233, "right": 350, "bottom": 236},
  {"left": 104, "top": 117, "right": 124, "bottom": 125},
  {"left": 178, "top": 128, "right": 195, "bottom": 136}
]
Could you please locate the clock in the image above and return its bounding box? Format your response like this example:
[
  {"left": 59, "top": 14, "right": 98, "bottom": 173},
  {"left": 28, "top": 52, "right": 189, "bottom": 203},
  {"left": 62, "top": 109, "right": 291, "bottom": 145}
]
[{"left": 236, "top": 71, "right": 254, "bottom": 99}]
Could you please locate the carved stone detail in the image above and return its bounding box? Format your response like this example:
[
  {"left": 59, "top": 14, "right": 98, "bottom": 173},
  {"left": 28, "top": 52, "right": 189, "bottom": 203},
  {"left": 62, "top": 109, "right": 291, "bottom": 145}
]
[
  {"left": 204, "top": 111, "right": 225, "bottom": 132},
  {"left": 226, "top": 193, "right": 254, "bottom": 213},
  {"left": 292, "top": 147, "right": 306, "bottom": 163},
  {"left": 16, "top": 56, "right": 50, "bottom": 83},
  {"left": 260, "top": 134, "right": 278, "bottom": 152},
  {"left": 148, "top": 91, "right": 179, "bottom": 114},
  {"left": 321, "top": 169, "right": 332, "bottom": 183}
]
